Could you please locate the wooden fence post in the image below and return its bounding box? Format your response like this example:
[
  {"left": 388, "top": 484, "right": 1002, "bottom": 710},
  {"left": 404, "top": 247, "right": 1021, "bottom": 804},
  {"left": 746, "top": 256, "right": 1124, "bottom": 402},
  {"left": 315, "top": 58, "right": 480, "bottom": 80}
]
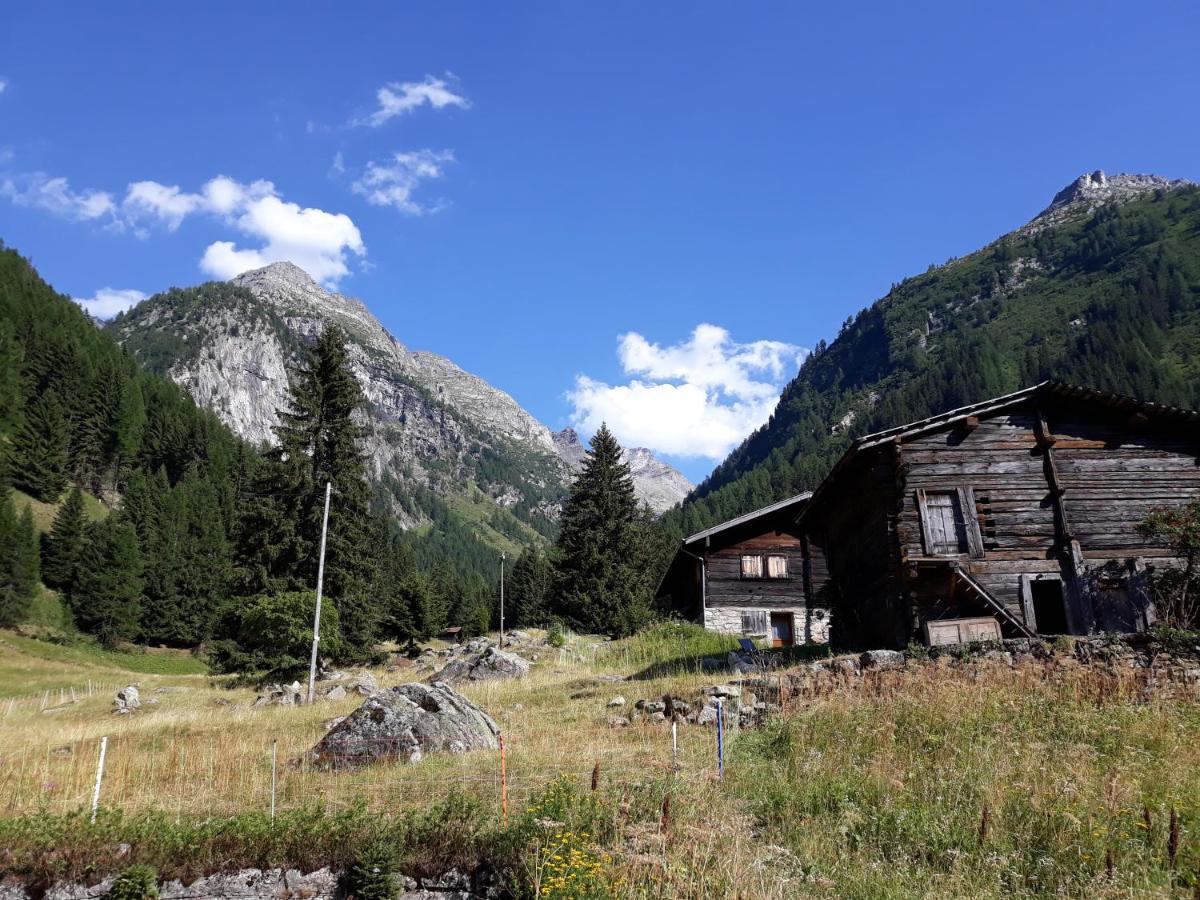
[
  {"left": 90, "top": 736, "right": 108, "bottom": 823},
  {"left": 499, "top": 732, "right": 508, "bottom": 826}
]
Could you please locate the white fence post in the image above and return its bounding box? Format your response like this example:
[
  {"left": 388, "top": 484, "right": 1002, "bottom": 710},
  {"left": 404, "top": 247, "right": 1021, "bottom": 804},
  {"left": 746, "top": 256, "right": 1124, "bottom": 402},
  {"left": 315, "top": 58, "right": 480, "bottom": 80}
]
[
  {"left": 271, "top": 740, "right": 278, "bottom": 821},
  {"left": 90, "top": 736, "right": 108, "bottom": 823}
]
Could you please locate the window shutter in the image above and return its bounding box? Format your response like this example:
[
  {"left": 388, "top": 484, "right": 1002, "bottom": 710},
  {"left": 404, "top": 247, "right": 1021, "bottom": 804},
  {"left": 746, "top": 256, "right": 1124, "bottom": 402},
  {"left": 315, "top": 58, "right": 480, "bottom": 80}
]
[
  {"left": 959, "top": 486, "right": 985, "bottom": 558},
  {"left": 741, "top": 610, "right": 768, "bottom": 635},
  {"left": 918, "top": 490, "right": 970, "bottom": 556},
  {"left": 740, "top": 555, "right": 763, "bottom": 578},
  {"left": 767, "top": 555, "right": 789, "bottom": 578}
]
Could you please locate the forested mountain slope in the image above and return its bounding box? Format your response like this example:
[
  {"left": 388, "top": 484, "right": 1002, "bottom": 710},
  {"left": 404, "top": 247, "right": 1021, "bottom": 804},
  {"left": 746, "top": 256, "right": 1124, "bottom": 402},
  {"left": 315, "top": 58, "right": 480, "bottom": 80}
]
[{"left": 670, "top": 173, "right": 1200, "bottom": 536}]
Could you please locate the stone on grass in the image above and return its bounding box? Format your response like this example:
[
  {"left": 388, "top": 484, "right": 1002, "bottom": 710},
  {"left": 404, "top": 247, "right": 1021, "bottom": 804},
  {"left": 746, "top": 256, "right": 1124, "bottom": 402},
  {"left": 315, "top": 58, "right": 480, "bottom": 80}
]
[
  {"left": 254, "top": 681, "right": 303, "bottom": 707},
  {"left": 308, "top": 681, "right": 499, "bottom": 769},
  {"left": 113, "top": 685, "right": 140, "bottom": 714},
  {"left": 860, "top": 649, "right": 905, "bottom": 670},
  {"left": 434, "top": 646, "right": 530, "bottom": 684},
  {"left": 322, "top": 684, "right": 347, "bottom": 701},
  {"left": 607, "top": 696, "right": 626, "bottom": 707},
  {"left": 607, "top": 716, "right": 630, "bottom": 728}
]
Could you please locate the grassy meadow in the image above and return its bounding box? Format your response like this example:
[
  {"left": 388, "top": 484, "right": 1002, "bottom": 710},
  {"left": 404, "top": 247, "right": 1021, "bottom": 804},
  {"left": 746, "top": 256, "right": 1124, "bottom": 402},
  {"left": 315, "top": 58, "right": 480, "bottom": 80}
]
[{"left": 2, "top": 623, "right": 1199, "bottom": 897}]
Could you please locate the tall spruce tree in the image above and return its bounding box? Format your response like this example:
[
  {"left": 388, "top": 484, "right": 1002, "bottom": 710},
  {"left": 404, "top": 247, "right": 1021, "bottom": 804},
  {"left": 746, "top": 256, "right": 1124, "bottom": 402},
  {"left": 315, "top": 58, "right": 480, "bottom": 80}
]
[
  {"left": 73, "top": 518, "right": 144, "bottom": 645},
  {"left": 552, "top": 424, "right": 651, "bottom": 637},
  {"left": 509, "top": 545, "right": 553, "bottom": 628},
  {"left": 42, "top": 486, "right": 88, "bottom": 593},
  {"left": 12, "top": 394, "right": 69, "bottom": 501},
  {"left": 246, "top": 326, "right": 380, "bottom": 658},
  {"left": 0, "top": 491, "right": 40, "bottom": 626}
]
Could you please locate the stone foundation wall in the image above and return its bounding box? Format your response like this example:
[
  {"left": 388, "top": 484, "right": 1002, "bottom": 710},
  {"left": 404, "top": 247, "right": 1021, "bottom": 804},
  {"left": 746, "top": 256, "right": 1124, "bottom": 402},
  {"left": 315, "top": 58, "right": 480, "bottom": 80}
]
[{"left": 703, "top": 606, "right": 830, "bottom": 646}]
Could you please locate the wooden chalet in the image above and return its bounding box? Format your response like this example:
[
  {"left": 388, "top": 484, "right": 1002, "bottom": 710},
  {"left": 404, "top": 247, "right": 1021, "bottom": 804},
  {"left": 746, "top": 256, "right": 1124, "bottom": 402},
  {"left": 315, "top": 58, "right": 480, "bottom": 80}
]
[
  {"left": 798, "top": 382, "right": 1200, "bottom": 649},
  {"left": 655, "top": 493, "right": 832, "bottom": 647}
]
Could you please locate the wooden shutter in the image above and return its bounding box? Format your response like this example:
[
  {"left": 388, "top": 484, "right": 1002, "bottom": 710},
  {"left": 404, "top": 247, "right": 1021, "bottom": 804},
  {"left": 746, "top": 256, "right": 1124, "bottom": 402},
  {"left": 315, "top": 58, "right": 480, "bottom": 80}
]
[
  {"left": 741, "top": 610, "right": 768, "bottom": 635},
  {"left": 959, "top": 486, "right": 985, "bottom": 559},
  {"left": 767, "top": 555, "right": 789, "bottom": 578},
  {"left": 740, "top": 555, "right": 763, "bottom": 578},
  {"left": 917, "top": 490, "right": 969, "bottom": 556}
]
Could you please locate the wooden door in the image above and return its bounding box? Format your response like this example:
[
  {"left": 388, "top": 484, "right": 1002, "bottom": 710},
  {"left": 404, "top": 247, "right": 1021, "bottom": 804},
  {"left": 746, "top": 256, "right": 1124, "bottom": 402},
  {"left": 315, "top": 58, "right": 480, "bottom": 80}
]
[{"left": 770, "top": 612, "right": 794, "bottom": 647}]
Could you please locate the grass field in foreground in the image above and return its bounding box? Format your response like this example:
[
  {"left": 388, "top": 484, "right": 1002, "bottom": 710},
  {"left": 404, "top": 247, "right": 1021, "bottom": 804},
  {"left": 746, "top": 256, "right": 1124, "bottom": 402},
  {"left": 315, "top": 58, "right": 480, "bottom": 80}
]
[{"left": 2, "top": 623, "right": 1200, "bottom": 897}]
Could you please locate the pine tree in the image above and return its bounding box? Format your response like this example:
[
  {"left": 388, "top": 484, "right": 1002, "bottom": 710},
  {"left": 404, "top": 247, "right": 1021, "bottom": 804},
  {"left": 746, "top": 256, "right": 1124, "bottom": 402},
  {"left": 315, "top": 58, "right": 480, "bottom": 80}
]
[
  {"left": 73, "top": 518, "right": 144, "bottom": 645},
  {"left": 170, "top": 470, "right": 230, "bottom": 645},
  {"left": 376, "top": 536, "right": 418, "bottom": 644},
  {"left": 12, "top": 394, "right": 69, "bottom": 501},
  {"left": 263, "top": 325, "right": 380, "bottom": 656},
  {"left": 508, "top": 545, "right": 553, "bottom": 628},
  {"left": 552, "top": 424, "right": 650, "bottom": 637},
  {"left": 0, "top": 490, "right": 40, "bottom": 625},
  {"left": 42, "top": 487, "right": 89, "bottom": 593}
]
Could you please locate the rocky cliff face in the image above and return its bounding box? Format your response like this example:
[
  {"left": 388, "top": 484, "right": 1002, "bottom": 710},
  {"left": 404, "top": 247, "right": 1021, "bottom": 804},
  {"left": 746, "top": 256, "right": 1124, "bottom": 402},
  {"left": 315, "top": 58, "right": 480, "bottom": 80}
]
[
  {"left": 1029, "top": 170, "right": 1194, "bottom": 230},
  {"left": 552, "top": 428, "right": 693, "bottom": 513},
  {"left": 111, "top": 263, "right": 691, "bottom": 540}
]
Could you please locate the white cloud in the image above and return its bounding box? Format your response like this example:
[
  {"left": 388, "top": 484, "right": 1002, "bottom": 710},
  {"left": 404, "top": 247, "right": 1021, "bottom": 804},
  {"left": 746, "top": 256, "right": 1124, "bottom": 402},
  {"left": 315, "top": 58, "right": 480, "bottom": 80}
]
[
  {"left": 1, "top": 172, "right": 116, "bottom": 222},
  {"left": 0, "top": 79, "right": 7, "bottom": 94},
  {"left": 568, "top": 324, "right": 808, "bottom": 460},
  {"left": 356, "top": 75, "right": 469, "bottom": 127},
  {"left": 351, "top": 149, "right": 453, "bottom": 214},
  {"left": 73, "top": 287, "right": 146, "bottom": 319}
]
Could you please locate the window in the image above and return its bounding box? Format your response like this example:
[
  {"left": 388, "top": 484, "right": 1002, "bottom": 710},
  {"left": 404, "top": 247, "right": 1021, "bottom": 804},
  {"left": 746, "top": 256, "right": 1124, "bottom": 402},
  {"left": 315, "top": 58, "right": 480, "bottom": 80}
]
[
  {"left": 917, "top": 487, "right": 983, "bottom": 558},
  {"left": 766, "top": 555, "right": 789, "bottom": 579},
  {"left": 740, "top": 555, "right": 763, "bottom": 578},
  {"left": 741, "top": 610, "right": 768, "bottom": 636}
]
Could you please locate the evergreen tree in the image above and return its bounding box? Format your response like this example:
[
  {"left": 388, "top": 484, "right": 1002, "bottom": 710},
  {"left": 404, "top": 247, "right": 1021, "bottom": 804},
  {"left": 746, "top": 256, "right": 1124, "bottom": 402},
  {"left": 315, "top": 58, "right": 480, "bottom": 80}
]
[
  {"left": 42, "top": 486, "right": 88, "bottom": 593},
  {"left": 12, "top": 394, "right": 69, "bottom": 501},
  {"left": 0, "top": 491, "right": 40, "bottom": 625},
  {"left": 247, "top": 325, "right": 381, "bottom": 657},
  {"left": 375, "top": 536, "right": 419, "bottom": 644},
  {"left": 73, "top": 518, "right": 144, "bottom": 645},
  {"left": 552, "top": 425, "right": 650, "bottom": 637},
  {"left": 508, "top": 545, "right": 553, "bottom": 628}
]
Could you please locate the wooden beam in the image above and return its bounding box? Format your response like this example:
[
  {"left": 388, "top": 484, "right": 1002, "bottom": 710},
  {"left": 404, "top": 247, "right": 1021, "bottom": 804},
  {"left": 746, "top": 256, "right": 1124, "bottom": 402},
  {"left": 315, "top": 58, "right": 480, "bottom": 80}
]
[{"left": 962, "top": 415, "right": 980, "bottom": 432}]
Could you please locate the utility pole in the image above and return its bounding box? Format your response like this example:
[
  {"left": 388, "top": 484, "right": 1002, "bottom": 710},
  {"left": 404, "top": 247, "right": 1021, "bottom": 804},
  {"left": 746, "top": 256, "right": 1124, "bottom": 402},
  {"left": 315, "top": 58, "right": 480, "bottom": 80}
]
[
  {"left": 499, "top": 551, "right": 506, "bottom": 647},
  {"left": 306, "top": 481, "right": 332, "bottom": 704}
]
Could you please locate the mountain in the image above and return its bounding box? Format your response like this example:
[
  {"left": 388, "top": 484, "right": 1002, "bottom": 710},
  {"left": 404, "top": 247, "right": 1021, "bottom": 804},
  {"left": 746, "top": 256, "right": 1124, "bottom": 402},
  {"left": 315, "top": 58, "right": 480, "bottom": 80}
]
[
  {"left": 552, "top": 427, "right": 693, "bottom": 512},
  {"left": 670, "top": 171, "right": 1200, "bottom": 535},
  {"left": 110, "top": 263, "right": 690, "bottom": 557}
]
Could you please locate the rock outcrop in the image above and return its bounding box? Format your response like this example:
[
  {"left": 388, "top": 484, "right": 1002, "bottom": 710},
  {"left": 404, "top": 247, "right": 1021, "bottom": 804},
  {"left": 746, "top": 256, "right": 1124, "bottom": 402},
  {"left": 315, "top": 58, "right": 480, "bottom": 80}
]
[
  {"left": 1030, "top": 170, "right": 1194, "bottom": 230},
  {"left": 434, "top": 646, "right": 531, "bottom": 683},
  {"left": 309, "top": 682, "right": 500, "bottom": 768}
]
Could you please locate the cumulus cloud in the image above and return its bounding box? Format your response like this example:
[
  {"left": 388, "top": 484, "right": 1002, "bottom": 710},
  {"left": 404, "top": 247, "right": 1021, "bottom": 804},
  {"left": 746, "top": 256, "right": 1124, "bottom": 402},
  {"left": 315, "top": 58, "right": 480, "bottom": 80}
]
[
  {"left": 73, "top": 287, "right": 146, "bottom": 319},
  {"left": 0, "top": 79, "right": 7, "bottom": 94},
  {"left": 351, "top": 149, "right": 453, "bottom": 214},
  {"left": 1, "top": 172, "right": 116, "bottom": 222},
  {"left": 568, "top": 324, "right": 807, "bottom": 460},
  {"left": 356, "top": 75, "right": 469, "bottom": 127}
]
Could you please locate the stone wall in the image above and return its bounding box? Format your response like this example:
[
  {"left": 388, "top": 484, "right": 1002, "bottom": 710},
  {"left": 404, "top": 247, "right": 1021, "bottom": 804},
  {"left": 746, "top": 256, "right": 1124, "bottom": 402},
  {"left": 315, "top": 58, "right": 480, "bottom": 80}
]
[{"left": 703, "top": 605, "right": 831, "bottom": 646}]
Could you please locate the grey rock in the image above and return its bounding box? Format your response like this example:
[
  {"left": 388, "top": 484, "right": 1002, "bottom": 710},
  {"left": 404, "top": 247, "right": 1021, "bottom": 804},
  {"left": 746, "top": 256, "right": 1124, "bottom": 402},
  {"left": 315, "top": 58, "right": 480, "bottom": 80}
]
[
  {"left": 113, "top": 685, "right": 140, "bottom": 713},
  {"left": 435, "top": 646, "right": 530, "bottom": 684},
  {"left": 607, "top": 696, "right": 626, "bottom": 707},
  {"left": 352, "top": 672, "right": 379, "bottom": 695},
  {"left": 860, "top": 650, "right": 905, "bottom": 670},
  {"left": 607, "top": 715, "right": 630, "bottom": 728},
  {"left": 254, "top": 681, "right": 303, "bottom": 707},
  {"left": 309, "top": 682, "right": 499, "bottom": 768},
  {"left": 323, "top": 684, "right": 347, "bottom": 701},
  {"left": 704, "top": 684, "right": 741, "bottom": 699}
]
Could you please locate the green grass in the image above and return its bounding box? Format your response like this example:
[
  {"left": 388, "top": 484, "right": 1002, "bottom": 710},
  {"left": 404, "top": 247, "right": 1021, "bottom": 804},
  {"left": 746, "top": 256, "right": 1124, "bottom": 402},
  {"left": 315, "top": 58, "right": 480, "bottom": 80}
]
[{"left": 12, "top": 487, "right": 109, "bottom": 534}]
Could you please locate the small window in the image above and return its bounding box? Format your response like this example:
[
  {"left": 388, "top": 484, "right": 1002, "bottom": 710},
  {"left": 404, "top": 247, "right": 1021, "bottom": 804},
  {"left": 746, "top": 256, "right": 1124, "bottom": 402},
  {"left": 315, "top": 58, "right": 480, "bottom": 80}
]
[
  {"left": 766, "top": 555, "right": 789, "bottom": 579},
  {"left": 740, "top": 555, "right": 763, "bottom": 578},
  {"left": 741, "top": 610, "right": 768, "bottom": 636},
  {"left": 917, "top": 489, "right": 982, "bottom": 557}
]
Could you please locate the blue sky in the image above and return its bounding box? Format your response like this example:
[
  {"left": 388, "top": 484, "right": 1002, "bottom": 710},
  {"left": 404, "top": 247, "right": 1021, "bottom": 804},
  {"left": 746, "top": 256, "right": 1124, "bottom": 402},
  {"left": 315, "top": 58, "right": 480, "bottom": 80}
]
[{"left": 2, "top": 1, "right": 1198, "bottom": 482}]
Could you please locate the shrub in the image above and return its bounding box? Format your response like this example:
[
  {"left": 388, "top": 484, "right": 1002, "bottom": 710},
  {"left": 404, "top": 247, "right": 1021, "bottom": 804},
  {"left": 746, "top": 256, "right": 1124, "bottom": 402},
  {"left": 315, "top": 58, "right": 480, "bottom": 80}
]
[
  {"left": 1138, "top": 500, "right": 1200, "bottom": 628},
  {"left": 546, "top": 622, "right": 566, "bottom": 648},
  {"left": 342, "top": 842, "right": 398, "bottom": 900},
  {"left": 107, "top": 864, "right": 159, "bottom": 900},
  {"left": 208, "top": 591, "right": 342, "bottom": 678}
]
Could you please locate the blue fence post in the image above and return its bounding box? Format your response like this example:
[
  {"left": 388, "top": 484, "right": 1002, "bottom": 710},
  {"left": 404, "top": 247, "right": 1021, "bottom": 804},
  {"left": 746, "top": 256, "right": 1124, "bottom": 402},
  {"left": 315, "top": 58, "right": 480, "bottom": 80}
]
[{"left": 716, "top": 699, "right": 725, "bottom": 779}]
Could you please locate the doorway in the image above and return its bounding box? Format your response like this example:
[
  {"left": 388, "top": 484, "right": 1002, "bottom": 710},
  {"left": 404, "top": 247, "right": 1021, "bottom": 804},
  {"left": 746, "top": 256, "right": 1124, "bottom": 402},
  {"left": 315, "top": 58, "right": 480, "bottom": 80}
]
[
  {"left": 770, "top": 612, "right": 795, "bottom": 647},
  {"left": 1031, "top": 579, "right": 1069, "bottom": 635}
]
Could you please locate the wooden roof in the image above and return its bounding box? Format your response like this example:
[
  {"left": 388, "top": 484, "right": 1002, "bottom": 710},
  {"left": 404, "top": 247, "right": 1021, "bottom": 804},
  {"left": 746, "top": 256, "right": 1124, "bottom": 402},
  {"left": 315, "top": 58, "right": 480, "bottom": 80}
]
[
  {"left": 799, "top": 381, "right": 1200, "bottom": 522},
  {"left": 683, "top": 492, "right": 812, "bottom": 546}
]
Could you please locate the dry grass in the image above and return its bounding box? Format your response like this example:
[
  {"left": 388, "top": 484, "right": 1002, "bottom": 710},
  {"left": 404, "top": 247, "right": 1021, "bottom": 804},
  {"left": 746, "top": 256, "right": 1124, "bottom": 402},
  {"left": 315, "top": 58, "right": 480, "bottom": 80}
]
[{"left": 3, "top": 629, "right": 1200, "bottom": 897}]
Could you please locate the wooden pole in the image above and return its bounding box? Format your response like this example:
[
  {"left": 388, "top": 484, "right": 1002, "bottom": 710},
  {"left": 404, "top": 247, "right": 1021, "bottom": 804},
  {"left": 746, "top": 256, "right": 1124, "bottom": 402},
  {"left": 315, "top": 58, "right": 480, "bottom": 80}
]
[
  {"left": 499, "top": 552, "right": 506, "bottom": 647},
  {"left": 270, "top": 741, "right": 277, "bottom": 821},
  {"left": 716, "top": 700, "right": 725, "bottom": 779},
  {"left": 91, "top": 736, "right": 108, "bottom": 823},
  {"left": 306, "top": 482, "right": 332, "bottom": 705}
]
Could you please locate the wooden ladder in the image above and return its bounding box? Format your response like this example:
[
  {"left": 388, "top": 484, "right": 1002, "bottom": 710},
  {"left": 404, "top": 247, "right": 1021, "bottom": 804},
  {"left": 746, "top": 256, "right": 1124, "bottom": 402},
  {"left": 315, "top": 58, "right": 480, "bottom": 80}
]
[{"left": 951, "top": 563, "right": 1036, "bottom": 639}]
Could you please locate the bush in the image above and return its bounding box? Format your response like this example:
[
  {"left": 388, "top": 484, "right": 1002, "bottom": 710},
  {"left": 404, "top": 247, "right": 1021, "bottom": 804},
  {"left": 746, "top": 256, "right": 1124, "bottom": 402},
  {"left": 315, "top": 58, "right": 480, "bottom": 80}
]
[
  {"left": 107, "top": 864, "right": 159, "bottom": 900},
  {"left": 546, "top": 622, "right": 566, "bottom": 648},
  {"left": 342, "top": 842, "right": 398, "bottom": 900},
  {"left": 208, "top": 591, "right": 342, "bottom": 678}
]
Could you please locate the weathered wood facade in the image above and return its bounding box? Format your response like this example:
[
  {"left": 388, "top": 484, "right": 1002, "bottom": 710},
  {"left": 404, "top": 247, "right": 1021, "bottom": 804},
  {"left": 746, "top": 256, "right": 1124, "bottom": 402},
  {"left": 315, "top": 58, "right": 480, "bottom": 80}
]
[
  {"left": 656, "top": 494, "right": 832, "bottom": 646},
  {"left": 800, "top": 382, "right": 1200, "bottom": 649}
]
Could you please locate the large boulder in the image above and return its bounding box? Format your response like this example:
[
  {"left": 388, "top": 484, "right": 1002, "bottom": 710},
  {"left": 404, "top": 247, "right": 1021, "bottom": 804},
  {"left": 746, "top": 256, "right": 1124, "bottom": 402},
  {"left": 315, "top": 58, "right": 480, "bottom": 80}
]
[
  {"left": 434, "top": 646, "right": 530, "bottom": 684},
  {"left": 308, "top": 682, "right": 499, "bottom": 768},
  {"left": 112, "top": 685, "right": 140, "bottom": 714}
]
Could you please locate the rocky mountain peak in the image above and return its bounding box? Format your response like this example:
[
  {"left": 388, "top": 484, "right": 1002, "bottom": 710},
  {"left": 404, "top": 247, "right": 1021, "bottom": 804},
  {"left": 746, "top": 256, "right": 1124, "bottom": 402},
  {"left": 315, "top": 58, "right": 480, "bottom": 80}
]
[
  {"left": 551, "top": 427, "right": 693, "bottom": 513},
  {"left": 1036, "top": 171, "right": 1192, "bottom": 221}
]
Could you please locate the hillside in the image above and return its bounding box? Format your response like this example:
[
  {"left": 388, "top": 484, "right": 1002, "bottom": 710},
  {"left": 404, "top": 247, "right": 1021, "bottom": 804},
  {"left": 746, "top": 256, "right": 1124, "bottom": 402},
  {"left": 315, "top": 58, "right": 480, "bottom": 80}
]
[{"left": 672, "top": 172, "right": 1200, "bottom": 534}]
